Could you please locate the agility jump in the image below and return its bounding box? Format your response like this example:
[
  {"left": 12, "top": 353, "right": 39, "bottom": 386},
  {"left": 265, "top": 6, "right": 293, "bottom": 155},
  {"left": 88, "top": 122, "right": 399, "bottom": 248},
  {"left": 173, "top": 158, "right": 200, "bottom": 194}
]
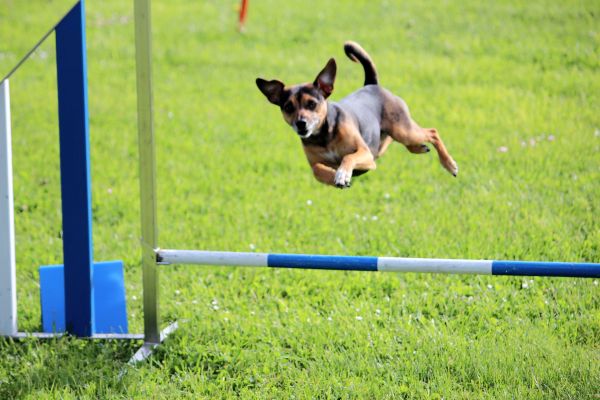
[
  {"left": 133, "top": 0, "right": 598, "bottom": 352},
  {"left": 0, "top": 0, "right": 598, "bottom": 365}
]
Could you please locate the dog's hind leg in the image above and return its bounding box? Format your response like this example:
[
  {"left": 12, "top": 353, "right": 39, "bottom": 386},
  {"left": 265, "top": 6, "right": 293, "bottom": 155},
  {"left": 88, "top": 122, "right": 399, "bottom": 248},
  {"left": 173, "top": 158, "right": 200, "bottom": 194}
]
[
  {"left": 420, "top": 127, "right": 458, "bottom": 176},
  {"left": 381, "top": 94, "right": 457, "bottom": 176},
  {"left": 390, "top": 122, "right": 458, "bottom": 176},
  {"left": 377, "top": 135, "right": 393, "bottom": 157}
]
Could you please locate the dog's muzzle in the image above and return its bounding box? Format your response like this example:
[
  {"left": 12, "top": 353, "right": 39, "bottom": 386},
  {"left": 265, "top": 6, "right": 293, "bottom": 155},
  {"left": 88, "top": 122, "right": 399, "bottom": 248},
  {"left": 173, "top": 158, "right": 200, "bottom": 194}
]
[
  {"left": 295, "top": 120, "right": 308, "bottom": 136},
  {"left": 295, "top": 119, "right": 316, "bottom": 138}
]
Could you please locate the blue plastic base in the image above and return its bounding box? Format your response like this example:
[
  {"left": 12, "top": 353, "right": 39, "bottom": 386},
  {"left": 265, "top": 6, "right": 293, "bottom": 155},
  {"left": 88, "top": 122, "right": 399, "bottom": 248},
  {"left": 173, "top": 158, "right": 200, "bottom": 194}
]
[{"left": 39, "top": 260, "right": 128, "bottom": 334}]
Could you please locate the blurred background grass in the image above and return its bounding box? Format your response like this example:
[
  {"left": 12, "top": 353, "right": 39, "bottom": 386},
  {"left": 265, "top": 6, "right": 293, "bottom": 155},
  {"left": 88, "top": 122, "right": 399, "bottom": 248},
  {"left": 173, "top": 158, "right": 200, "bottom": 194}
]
[{"left": 0, "top": 0, "right": 599, "bottom": 398}]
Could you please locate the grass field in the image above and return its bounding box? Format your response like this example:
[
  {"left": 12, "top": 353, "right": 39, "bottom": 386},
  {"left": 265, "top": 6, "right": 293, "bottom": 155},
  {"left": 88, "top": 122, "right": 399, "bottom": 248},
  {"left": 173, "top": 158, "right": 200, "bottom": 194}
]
[{"left": 1, "top": 0, "right": 599, "bottom": 398}]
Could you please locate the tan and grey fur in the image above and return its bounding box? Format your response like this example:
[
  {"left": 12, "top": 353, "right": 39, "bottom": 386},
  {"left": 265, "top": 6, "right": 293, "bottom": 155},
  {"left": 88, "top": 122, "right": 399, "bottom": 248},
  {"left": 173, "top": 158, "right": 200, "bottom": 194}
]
[{"left": 256, "top": 41, "right": 458, "bottom": 188}]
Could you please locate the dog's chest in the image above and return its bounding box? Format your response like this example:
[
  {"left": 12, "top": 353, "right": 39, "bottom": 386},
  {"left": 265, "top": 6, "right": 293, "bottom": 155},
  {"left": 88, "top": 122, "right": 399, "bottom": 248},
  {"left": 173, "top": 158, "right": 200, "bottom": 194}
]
[
  {"left": 322, "top": 149, "right": 342, "bottom": 164},
  {"left": 311, "top": 136, "right": 360, "bottom": 166}
]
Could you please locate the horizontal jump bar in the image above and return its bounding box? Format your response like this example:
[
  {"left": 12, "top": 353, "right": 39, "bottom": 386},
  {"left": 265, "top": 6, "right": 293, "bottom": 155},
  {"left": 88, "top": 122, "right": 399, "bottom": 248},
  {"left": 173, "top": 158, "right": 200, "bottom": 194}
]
[{"left": 157, "top": 250, "right": 600, "bottom": 278}]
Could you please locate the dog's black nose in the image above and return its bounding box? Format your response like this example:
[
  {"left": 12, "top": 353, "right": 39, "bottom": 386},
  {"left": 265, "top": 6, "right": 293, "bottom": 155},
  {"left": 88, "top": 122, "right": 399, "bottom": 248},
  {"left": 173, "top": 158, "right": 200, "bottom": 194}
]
[{"left": 296, "top": 120, "right": 307, "bottom": 130}]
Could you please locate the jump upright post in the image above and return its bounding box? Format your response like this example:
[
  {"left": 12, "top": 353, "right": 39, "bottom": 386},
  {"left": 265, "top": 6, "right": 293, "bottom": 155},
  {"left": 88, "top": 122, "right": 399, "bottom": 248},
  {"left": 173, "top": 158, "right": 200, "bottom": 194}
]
[
  {"left": 0, "top": 80, "right": 16, "bottom": 337},
  {"left": 133, "top": 0, "right": 177, "bottom": 358},
  {"left": 55, "top": 0, "right": 95, "bottom": 337},
  {"left": 1, "top": 0, "right": 135, "bottom": 342}
]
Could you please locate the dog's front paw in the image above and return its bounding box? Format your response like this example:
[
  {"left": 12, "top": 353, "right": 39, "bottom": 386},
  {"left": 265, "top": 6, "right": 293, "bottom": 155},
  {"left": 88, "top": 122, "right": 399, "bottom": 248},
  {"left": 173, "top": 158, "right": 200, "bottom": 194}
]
[{"left": 334, "top": 167, "right": 352, "bottom": 188}]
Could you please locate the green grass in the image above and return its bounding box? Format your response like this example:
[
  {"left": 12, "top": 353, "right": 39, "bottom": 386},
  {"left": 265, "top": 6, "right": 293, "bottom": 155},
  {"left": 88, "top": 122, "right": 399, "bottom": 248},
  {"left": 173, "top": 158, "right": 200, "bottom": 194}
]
[{"left": 1, "top": 0, "right": 599, "bottom": 398}]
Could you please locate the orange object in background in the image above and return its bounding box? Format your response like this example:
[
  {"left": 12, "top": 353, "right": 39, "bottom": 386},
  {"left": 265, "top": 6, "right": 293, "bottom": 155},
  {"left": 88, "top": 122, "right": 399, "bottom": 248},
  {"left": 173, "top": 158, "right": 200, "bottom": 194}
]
[{"left": 238, "top": 0, "right": 249, "bottom": 31}]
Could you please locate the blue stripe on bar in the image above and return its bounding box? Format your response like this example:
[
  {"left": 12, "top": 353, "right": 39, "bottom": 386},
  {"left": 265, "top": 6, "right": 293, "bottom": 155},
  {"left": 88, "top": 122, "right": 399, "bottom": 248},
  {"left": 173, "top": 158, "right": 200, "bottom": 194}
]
[
  {"left": 267, "top": 254, "right": 378, "bottom": 271},
  {"left": 492, "top": 260, "right": 600, "bottom": 278}
]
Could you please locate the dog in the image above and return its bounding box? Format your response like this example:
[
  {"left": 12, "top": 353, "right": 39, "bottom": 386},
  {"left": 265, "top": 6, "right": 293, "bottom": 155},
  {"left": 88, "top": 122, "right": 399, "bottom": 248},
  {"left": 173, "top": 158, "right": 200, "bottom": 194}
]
[{"left": 256, "top": 41, "right": 458, "bottom": 188}]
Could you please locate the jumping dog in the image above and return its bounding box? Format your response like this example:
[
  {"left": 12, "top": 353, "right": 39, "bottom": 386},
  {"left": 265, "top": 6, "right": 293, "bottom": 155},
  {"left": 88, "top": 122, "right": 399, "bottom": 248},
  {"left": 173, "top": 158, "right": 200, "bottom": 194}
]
[{"left": 256, "top": 41, "right": 458, "bottom": 188}]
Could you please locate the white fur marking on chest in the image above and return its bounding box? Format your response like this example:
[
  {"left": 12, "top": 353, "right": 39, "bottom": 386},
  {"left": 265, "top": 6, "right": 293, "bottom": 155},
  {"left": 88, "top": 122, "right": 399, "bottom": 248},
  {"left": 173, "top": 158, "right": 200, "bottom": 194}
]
[{"left": 322, "top": 149, "right": 340, "bottom": 164}]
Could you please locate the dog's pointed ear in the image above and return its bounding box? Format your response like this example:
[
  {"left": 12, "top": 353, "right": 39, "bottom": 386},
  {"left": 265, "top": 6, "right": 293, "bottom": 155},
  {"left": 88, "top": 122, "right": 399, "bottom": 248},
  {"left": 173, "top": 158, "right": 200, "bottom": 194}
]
[
  {"left": 256, "top": 78, "right": 285, "bottom": 105},
  {"left": 314, "top": 58, "right": 336, "bottom": 98}
]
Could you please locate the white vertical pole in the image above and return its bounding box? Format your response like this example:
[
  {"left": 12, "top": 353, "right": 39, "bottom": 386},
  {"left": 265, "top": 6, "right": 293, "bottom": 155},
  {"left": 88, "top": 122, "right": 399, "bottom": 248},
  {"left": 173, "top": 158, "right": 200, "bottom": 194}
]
[{"left": 0, "top": 79, "right": 17, "bottom": 336}]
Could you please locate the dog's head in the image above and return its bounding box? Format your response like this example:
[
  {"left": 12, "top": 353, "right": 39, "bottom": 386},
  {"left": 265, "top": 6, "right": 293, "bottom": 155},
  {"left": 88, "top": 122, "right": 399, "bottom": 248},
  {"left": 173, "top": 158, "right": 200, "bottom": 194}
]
[{"left": 256, "top": 58, "right": 336, "bottom": 139}]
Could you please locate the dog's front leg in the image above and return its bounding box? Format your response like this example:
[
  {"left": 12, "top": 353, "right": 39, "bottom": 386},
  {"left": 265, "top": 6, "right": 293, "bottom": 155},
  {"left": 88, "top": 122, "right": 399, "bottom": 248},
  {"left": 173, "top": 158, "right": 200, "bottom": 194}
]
[
  {"left": 311, "top": 163, "right": 338, "bottom": 186},
  {"left": 335, "top": 146, "right": 376, "bottom": 188}
]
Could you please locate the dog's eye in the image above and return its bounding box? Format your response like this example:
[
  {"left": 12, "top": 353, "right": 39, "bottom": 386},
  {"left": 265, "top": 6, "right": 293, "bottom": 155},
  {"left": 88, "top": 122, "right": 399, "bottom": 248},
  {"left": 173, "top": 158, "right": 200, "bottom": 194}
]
[
  {"left": 283, "top": 102, "right": 295, "bottom": 113},
  {"left": 306, "top": 100, "right": 317, "bottom": 110}
]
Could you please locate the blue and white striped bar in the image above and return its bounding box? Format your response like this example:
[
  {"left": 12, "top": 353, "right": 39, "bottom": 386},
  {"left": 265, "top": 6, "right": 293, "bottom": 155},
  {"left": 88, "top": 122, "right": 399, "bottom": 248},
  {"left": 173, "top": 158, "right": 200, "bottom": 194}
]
[{"left": 157, "top": 250, "right": 600, "bottom": 278}]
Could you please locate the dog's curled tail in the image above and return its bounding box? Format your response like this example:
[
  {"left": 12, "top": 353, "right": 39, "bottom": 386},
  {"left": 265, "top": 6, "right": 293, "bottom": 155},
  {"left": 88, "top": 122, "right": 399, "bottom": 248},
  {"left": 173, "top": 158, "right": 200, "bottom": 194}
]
[{"left": 344, "top": 41, "right": 378, "bottom": 86}]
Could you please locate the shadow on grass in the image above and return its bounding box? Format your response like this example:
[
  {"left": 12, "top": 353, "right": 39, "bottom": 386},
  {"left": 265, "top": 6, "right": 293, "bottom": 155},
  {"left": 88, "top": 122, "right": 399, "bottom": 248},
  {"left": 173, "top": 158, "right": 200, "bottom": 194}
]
[{"left": 0, "top": 336, "right": 141, "bottom": 398}]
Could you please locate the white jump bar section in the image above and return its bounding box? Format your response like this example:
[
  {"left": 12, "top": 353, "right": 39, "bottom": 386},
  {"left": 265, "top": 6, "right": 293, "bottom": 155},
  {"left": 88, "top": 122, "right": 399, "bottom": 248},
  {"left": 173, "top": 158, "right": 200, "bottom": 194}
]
[
  {"left": 158, "top": 249, "right": 493, "bottom": 275},
  {"left": 0, "top": 79, "right": 17, "bottom": 336},
  {"left": 158, "top": 249, "right": 268, "bottom": 267},
  {"left": 378, "top": 257, "right": 492, "bottom": 274}
]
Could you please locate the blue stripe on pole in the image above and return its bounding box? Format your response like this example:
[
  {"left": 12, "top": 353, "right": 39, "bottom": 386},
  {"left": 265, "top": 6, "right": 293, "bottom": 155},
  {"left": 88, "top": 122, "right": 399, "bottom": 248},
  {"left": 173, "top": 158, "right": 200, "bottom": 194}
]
[
  {"left": 55, "top": 0, "right": 94, "bottom": 337},
  {"left": 492, "top": 260, "right": 600, "bottom": 278},
  {"left": 267, "top": 254, "right": 378, "bottom": 271}
]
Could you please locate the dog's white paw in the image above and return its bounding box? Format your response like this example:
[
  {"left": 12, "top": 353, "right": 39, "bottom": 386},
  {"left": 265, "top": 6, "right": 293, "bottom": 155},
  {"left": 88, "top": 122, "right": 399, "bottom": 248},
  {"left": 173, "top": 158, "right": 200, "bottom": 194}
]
[
  {"left": 334, "top": 167, "right": 352, "bottom": 188},
  {"left": 445, "top": 158, "right": 458, "bottom": 177}
]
